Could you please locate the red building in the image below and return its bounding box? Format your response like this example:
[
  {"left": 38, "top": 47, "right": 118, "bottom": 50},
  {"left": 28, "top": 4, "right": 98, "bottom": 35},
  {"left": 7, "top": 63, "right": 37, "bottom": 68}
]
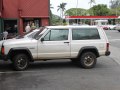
[
  {"left": 0, "top": 0, "right": 3, "bottom": 33},
  {"left": 0, "top": 0, "right": 50, "bottom": 34}
]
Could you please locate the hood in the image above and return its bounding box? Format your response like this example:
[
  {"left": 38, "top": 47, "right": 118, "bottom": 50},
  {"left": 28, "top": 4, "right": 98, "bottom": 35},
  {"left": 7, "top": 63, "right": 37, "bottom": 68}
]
[{"left": 3, "top": 38, "right": 34, "bottom": 46}]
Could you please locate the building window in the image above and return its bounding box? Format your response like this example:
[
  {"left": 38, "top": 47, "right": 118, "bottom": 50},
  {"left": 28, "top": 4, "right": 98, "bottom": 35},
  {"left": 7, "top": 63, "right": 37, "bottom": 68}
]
[{"left": 23, "top": 18, "right": 41, "bottom": 32}]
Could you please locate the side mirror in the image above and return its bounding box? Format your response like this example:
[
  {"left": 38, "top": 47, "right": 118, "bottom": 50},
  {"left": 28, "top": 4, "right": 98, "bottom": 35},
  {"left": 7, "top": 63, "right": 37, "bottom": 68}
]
[{"left": 41, "top": 38, "right": 44, "bottom": 42}]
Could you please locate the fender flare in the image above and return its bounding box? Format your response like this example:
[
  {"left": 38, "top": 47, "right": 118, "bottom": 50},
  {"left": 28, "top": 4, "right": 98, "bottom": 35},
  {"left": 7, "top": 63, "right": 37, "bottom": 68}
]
[
  {"left": 77, "top": 46, "right": 99, "bottom": 58},
  {"left": 8, "top": 47, "right": 34, "bottom": 61}
]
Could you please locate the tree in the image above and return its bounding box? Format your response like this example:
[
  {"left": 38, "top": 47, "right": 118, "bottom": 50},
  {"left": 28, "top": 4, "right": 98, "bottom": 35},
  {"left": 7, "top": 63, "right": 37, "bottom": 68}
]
[
  {"left": 110, "top": 0, "right": 120, "bottom": 8},
  {"left": 89, "top": 0, "right": 95, "bottom": 8},
  {"left": 50, "top": 4, "right": 54, "bottom": 9},
  {"left": 88, "top": 0, "right": 95, "bottom": 15},
  {"left": 65, "top": 8, "right": 88, "bottom": 16},
  {"left": 50, "top": 4, "right": 54, "bottom": 25},
  {"left": 109, "top": 8, "right": 120, "bottom": 16},
  {"left": 110, "top": 0, "right": 120, "bottom": 15},
  {"left": 51, "top": 14, "right": 61, "bottom": 25},
  {"left": 90, "top": 4, "right": 110, "bottom": 16},
  {"left": 57, "top": 2, "right": 67, "bottom": 24}
]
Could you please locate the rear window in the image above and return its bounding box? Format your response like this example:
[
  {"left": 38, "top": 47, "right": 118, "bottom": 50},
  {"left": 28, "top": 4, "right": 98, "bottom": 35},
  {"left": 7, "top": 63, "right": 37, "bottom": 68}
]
[{"left": 72, "top": 28, "right": 100, "bottom": 40}]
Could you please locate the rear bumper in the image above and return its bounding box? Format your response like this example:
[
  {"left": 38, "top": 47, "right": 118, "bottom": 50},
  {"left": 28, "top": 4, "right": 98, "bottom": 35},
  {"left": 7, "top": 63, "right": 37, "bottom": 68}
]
[{"left": 105, "top": 51, "right": 110, "bottom": 56}]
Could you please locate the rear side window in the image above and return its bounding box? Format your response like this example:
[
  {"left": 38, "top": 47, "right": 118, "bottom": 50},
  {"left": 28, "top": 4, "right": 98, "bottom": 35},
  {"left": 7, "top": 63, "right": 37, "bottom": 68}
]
[{"left": 72, "top": 28, "right": 100, "bottom": 40}]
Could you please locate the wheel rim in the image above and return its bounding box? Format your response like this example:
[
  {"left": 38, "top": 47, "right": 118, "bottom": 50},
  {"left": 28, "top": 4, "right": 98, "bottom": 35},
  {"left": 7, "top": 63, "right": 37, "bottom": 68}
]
[
  {"left": 17, "top": 57, "right": 27, "bottom": 69},
  {"left": 83, "top": 55, "right": 94, "bottom": 67}
]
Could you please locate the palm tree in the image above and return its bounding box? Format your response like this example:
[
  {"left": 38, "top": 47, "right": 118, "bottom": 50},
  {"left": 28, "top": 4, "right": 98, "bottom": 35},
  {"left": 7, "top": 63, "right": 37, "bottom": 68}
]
[
  {"left": 50, "top": 4, "right": 54, "bottom": 25},
  {"left": 110, "top": 0, "right": 120, "bottom": 8},
  {"left": 89, "top": 0, "right": 95, "bottom": 8},
  {"left": 89, "top": 0, "right": 95, "bottom": 25},
  {"left": 110, "top": 0, "right": 120, "bottom": 15},
  {"left": 57, "top": 3, "right": 67, "bottom": 24},
  {"left": 50, "top": 4, "right": 54, "bottom": 9}
]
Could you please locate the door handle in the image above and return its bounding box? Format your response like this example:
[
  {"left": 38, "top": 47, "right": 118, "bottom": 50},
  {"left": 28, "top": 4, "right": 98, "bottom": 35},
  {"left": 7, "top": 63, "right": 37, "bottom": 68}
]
[{"left": 64, "top": 42, "right": 69, "bottom": 43}]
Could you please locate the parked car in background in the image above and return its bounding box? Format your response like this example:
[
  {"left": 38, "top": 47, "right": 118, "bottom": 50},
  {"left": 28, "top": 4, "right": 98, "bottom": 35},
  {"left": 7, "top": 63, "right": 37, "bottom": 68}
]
[
  {"left": 99, "top": 25, "right": 109, "bottom": 30},
  {"left": 115, "top": 24, "right": 120, "bottom": 32},
  {"left": 107, "top": 25, "right": 116, "bottom": 30}
]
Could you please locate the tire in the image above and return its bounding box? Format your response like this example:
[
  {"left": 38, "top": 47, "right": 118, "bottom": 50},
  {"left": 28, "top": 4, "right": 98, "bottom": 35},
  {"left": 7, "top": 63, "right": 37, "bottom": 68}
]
[
  {"left": 118, "top": 30, "right": 120, "bottom": 32},
  {"left": 79, "top": 52, "right": 97, "bottom": 69},
  {"left": 12, "top": 53, "right": 29, "bottom": 71}
]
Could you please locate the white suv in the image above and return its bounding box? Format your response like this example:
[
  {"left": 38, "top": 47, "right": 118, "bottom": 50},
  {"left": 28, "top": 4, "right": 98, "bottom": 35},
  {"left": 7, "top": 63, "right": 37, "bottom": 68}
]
[{"left": 0, "top": 26, "right": 110, "bottom": 71}]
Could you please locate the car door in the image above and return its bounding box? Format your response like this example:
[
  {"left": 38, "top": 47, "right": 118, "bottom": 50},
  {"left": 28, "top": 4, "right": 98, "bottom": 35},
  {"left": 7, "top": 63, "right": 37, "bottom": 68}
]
[{"left": 37, "top": 28, "right": 70, "bottom": 59}]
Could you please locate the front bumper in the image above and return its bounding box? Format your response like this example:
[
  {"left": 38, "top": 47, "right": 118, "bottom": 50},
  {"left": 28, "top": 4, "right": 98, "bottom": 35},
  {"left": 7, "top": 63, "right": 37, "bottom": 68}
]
[
  {"left": 105, "top": 51, "right": 110, "bottom": 56},
  {"left": 0, "top": 54, "right": 8, "bottom": 61},
  {"left": 0, "top": 54, "right": 2, "bottom": 60}
]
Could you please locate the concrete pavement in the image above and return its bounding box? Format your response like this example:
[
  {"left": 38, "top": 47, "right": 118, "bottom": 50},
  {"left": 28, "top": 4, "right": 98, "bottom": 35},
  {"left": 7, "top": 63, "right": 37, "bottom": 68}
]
[{"left": 110, "top": 45, "right": 120, "bottom": 65}]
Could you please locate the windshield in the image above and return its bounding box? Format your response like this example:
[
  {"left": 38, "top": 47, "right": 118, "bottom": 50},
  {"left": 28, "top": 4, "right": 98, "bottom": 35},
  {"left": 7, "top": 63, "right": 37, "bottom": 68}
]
[
  {"left": 15, "top": 30, "right": 37, "bottom": 39},
  {"left": 33, "top": 27, "right": 46, "bottom": 40},
  {"left": 27, "top": 31, "right": 39, "bottom": 38},
  {"left": 15, "top": 27, "right": 45, "bottom": 39}
]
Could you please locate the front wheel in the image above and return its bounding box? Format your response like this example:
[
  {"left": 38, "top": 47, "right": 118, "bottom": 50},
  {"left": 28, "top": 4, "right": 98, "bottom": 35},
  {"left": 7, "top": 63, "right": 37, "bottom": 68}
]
[
  {"left": 12, "top": 54, "right": 29, "bottom": 71},
  {"left": 79, "top": 52, "right": 97, "bottom": 69}
]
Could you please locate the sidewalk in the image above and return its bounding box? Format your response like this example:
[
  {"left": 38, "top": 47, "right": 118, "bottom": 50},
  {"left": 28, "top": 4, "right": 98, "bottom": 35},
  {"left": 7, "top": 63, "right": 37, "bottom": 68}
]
[{"left": 109, "top": 46, "right": 120, "bottom": 65}]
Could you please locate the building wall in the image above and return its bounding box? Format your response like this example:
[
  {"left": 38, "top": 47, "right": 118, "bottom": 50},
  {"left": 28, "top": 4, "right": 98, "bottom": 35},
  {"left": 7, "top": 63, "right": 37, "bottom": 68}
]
[
  {"left": 0, "top": 0, "right": 3, "bottom": 33},
  {"left": 41, "top": 18, "right": 49, "bottom": 26},
  {"left": 0, "top": 18, "right": 2, "bottom": 33},
  {"left": 3, "top": 0, "right": 18, "bottom": 18},
  {"left": 3, "top": 0, "right": 49, "bottom": 18},
  {"left": 2, "top": 0, "right": 50, "bottom": 34},
  {"left": 20, "top": 0, "right": 49, "bottom": 17},
  {"left": 0, "top": 0, "right": 2, "bottom": 13}
]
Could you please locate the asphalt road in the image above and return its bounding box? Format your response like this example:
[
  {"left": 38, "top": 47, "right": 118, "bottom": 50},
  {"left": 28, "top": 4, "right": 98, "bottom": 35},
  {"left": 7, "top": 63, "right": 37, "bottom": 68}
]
[
  {"left": 0, "top": 30, "right": 120, "bottom": 90},
  {"left": 106, "top": 30, "right": 120, "bottom": 48}
]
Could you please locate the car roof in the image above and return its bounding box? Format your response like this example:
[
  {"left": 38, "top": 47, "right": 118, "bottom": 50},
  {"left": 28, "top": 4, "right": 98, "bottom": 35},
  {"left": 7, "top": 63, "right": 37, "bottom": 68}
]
[{"left": 46, "top": 25, "right": 98, "bottom": 29}]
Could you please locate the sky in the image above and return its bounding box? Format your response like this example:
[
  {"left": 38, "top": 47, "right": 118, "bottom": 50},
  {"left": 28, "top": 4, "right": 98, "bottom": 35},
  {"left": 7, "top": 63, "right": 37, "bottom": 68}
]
[{"left": 50, "top": 0, "right": 110, "bottom": 16}]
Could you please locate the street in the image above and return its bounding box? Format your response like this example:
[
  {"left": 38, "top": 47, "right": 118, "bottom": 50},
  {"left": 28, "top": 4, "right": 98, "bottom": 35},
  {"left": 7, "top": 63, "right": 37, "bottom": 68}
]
[{"left": 0, "top": 30, "right": 120, "bottom": 90}]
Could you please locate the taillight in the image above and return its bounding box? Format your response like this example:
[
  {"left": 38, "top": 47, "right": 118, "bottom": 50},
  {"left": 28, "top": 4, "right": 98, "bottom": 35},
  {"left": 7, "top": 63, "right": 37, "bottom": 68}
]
[
  {"left": 1, "top": 46, "right": 4, "bottom": 55},
  {"left": 106, "top": 43, "right": 109, "bottom": 51}
]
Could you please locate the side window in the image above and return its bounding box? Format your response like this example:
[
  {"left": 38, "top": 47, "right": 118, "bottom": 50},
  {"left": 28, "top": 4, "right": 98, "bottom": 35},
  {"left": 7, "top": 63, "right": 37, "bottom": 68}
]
[
  {"left": 44, "top": 29, "right": 69, "bottom": 41},
  {"left": 72, "top": 28, "right": 100, "bottom": 40}
]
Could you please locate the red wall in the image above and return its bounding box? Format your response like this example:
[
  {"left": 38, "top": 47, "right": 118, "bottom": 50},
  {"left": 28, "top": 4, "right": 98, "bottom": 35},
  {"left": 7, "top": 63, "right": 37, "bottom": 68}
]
[
  {"left": 20, "top": 0, "right": 49, "bottom": 17},
  {"left": 3, "top": 0, "right": 18, "bottom": 18},
  {"left": 41, "top": 18, "right": 49, "bottom": 26},
  {"left": 0, "top": 0, "right": 3, "bottom": 17},
  {"left": 3, "top": 0, "right": 49, "bottom": 18}
]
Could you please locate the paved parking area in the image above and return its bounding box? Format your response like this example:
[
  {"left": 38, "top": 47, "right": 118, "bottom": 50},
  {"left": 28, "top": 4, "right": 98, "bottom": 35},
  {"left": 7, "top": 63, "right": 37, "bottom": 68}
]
[
  {"left": 0, "top": 57, "right": 120, "bottom": 90},
  {"left": 0, "top": 30, "right": 120, "bottom": 90}
]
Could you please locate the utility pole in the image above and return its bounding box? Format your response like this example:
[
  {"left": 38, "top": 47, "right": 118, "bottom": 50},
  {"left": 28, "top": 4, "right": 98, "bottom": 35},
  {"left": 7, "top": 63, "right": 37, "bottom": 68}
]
[{"left": 76, "top": 0, "right": 79, "bottom": 24}]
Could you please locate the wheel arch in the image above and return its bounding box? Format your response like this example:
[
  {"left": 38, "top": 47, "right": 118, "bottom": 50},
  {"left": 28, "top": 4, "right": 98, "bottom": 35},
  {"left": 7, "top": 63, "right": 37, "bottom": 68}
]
[
  {"left": 8, "top": 47, "right": 34, "bottom": 62},
  {"left": 77, "top": 46, "right": 99, "bottom": 58}
]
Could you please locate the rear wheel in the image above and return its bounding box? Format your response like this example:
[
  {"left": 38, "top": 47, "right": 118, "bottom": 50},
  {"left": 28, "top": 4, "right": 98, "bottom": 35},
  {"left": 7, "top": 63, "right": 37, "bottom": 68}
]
[
  {"left": 118, "top": 30, "right": 120, "bottom": 32},
  {"left": 78, "top": 52, "right": 97, "bottom": 69},
  {"left": 12, "top": 54, "right": 29, "bottom": 71}
]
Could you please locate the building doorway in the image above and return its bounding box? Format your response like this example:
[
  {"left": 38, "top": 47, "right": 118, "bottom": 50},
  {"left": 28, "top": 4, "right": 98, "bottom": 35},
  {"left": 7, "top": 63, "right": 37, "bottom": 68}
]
[
  {"left": 23, "top": 18, "right": 41, "bottom": 32},
  {"left": 4, "top": 19, "right": 18, "bottom": 33}
]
